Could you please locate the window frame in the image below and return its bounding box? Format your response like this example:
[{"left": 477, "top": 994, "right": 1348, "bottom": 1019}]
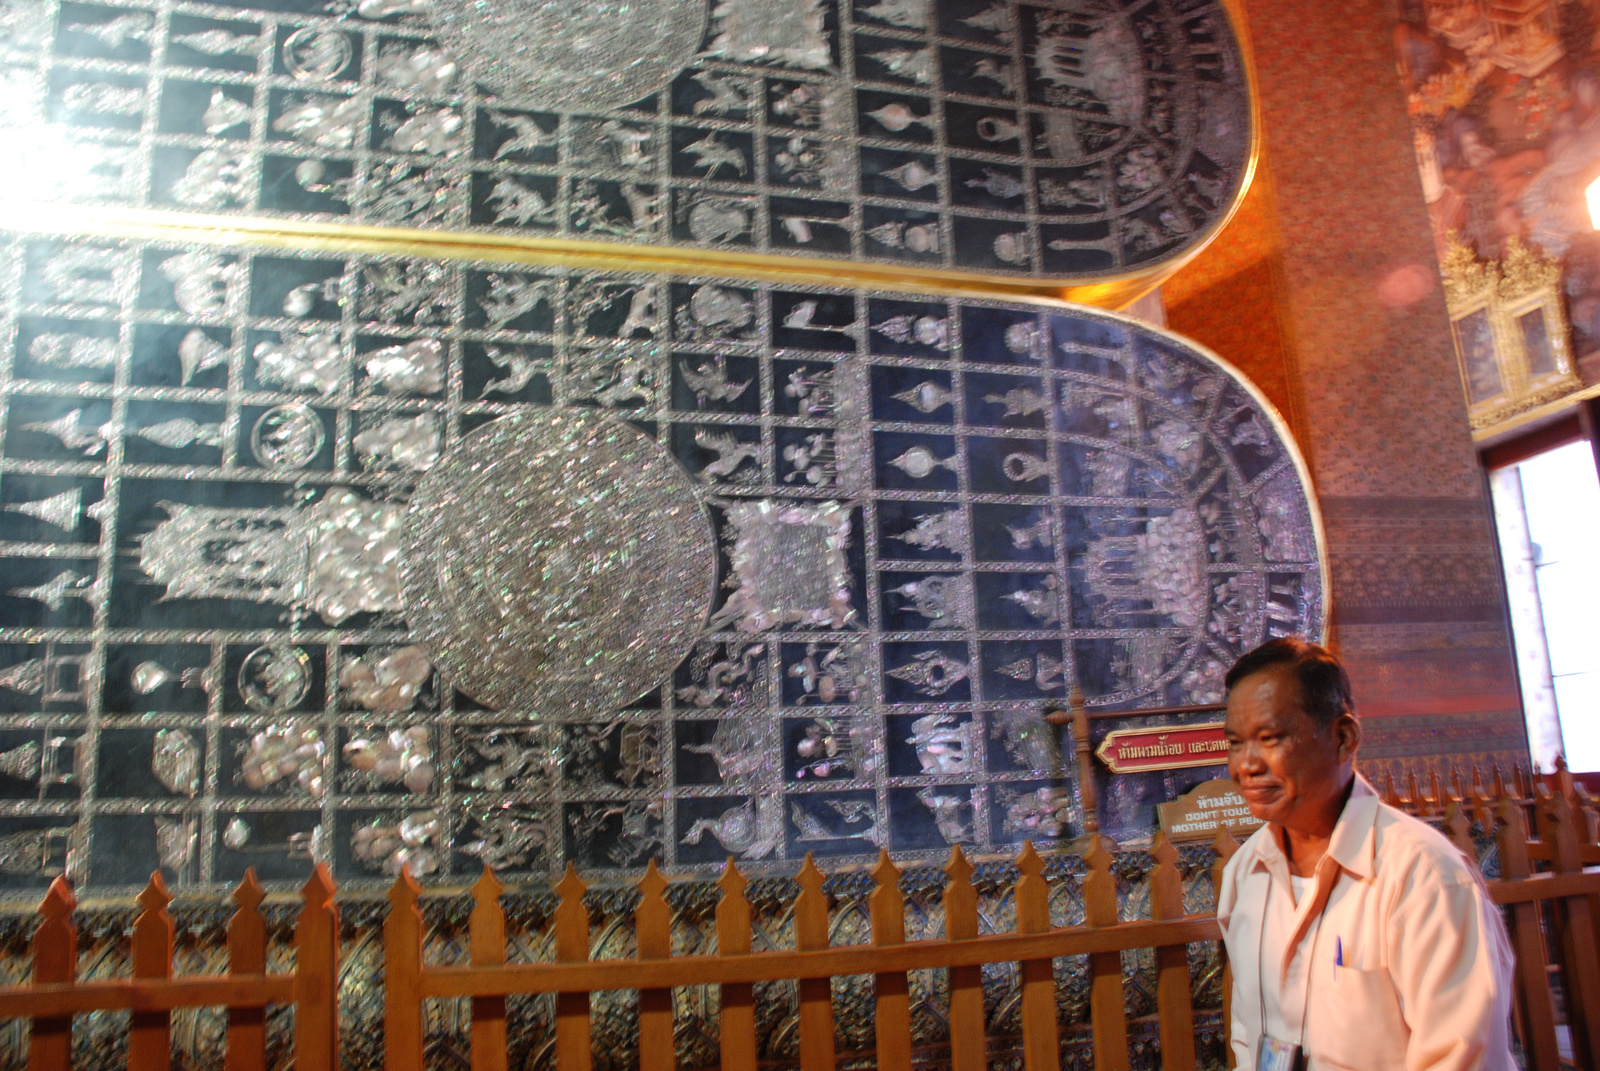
[{"left": 1481, "top": 398, "right": 1600, "bottom": 789}]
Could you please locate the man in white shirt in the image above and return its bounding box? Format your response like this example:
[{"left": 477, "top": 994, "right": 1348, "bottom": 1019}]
[{"left": 1216, "top": 636, "right": 1516, "bottom": 1071}]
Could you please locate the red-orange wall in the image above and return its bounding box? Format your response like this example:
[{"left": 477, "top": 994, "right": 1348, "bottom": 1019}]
[{"left": 1164, "top": 0, "right": 1528, "bottom": 775}]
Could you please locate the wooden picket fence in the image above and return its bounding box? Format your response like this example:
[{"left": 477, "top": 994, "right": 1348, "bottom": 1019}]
[
  {"left": 1376, "top": 758, "right": 1600, "bottom": 1071},
  {"left": 0, "top": 767, "right": 1596, "bottom": 1071},
  {"left": 382, "top": 834, "right": 1219, "bottom": 1071},
  {"left": 380, "top": 775, "right": 1600, "bottom": 1071},
  {"left": 0, "top": 865, "right": 338, "bottom": 1071}
]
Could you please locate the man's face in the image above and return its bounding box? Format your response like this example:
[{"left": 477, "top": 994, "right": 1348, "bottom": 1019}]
[{"left": 1224, "top": 664, "right": 1348, "bottom": 828}]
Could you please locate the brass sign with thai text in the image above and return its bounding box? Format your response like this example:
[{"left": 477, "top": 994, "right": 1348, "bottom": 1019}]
[{"left": 1094, "top": 722, "right": 1230, "bottom": 774}]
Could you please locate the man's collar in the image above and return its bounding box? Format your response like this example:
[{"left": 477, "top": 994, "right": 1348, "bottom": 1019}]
[
  {"left": 1325, "top": 773, "right": 1379, "bottom": 881},
  {"left": 1247, "top": 772, "right": 1380, "bottom": 881}
]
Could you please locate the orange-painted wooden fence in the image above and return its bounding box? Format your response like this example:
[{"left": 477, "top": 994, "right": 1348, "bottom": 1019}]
[
  {"left": 1377, "top": 759, "right": 1600, "bottom": 1071},
  {"left": 0, "top": 865, "right": 337, "bottom": 1071},
  {"left": 0, "top": 772, "right": 1596, "bottom": 1071},
  {"left": 380, "top": 836, "right": 1219, "bottom": 1071}
]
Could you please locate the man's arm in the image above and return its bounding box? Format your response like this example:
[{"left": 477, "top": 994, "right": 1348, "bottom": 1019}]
[
  {"left": 1389, "top": 853, "right": 1514, "bottom": 1071},
  {"left": 1216, "top": 851, "right": 1256, "bottom": 1071},
  {"left": 1228, "top": 966, "right": 1253, "bottom": 1071}
]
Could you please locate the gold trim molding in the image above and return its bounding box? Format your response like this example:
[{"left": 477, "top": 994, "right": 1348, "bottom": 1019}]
[{"left": 0, "top": 188, "right": 1244, "bottom": 311}]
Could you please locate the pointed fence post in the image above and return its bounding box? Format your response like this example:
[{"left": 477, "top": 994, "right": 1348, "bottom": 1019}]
[
  {"left": 1013, "top": 842, "right": 1059, "bottom": 1071},
  {"left": 1382, "top": 768, "right": 1402, "bottom": 809},
  {"left": 470, "top": 867, "right": 508, "bottom": 1071},
  {"left": 1443, "top": 797, "right": 1477, "bottom": 868},
  {"left": 1575, "top": 784, "right": 1600, "bottom": 849},
  {"left": 942, "top": 847, "right": 985, "bottom": 1071},
  {"left": 715, "top": 860, "right": 756, "bottom": 1071},
  {"left": 793, "top": 855, "right": 835, "bottom": 1071},
  {"left": 1210, "top": 826, "right": 1241, "bottom": 1071},
  {"left": 293, "top": 864, "right": 339, "bottom": 1071},
  {"left": 1497, "top": 798, "right": 1560, "bottom": 1071},
  {"left": 635, "top": 861, "right": 675, "bottom": 1071},
  {"left": 1147, "top": 833, "right": 1196, "bottom": 1071},
  {"left": 128, "top": 873, "right": 174, "bottom": 1071},
  {"left": 869, "top": 850, "right": 911, "bottom": 1071},
  {"left": 383, "top": 868, "right": 424, "bottom": 1071},
  {"left": 1471, "top": 765, "right": 1494, "bottom": 830},
  {"left": 1538, "top": 791, "right": 1600, "bottom": 1068},
  {"left": 28, "top": 876, "right": 77, "bottom": 1071},
  {"left": 1554, "top": 755, "right": 1575, "bottom": 801},
  {"left": 1081, "top": 835, "right": 1130, "bottom": 1070},
  {"left": 226, "top": 870, "right": 268, "bottom": 1071},
  {"left": 554, "top": 864, "right": 592, "bottom": 1071}
]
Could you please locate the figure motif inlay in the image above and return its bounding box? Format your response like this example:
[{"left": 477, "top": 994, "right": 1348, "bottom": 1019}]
[
  {"left": 0, "top": 232, "right": 1320, "bottom": 892},
  {"left": 0, "top": 0, "right": 1250, "bottom": 282}
]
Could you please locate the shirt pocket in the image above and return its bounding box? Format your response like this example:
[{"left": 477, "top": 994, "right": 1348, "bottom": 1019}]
[{"left": 1310, "top": 965, "right": 1407, "bottom": 1071}]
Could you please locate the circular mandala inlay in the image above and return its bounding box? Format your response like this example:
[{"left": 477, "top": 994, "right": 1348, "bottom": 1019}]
[
  {"left": 401, "top": 410, "right": 716, "bottom": 714},
  {"left": 426, "top": 0, "right": 707, "bottom": 114}
]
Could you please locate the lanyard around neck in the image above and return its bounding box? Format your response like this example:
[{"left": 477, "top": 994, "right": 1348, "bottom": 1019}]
[{"left": 1257, "top": 868, "right": 1328, "bottom": 1055}]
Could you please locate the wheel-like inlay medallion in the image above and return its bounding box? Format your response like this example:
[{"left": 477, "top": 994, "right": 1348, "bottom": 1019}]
[
  {"left": 426, "top": 0, "right": 707, "bottom": 113},
  {"left": 402, "top": 410, "right": 716, "bottom": 713}
]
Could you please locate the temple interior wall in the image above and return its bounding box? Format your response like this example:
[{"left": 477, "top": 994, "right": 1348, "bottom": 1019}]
[{"left": 1166, "top": 0, "right": 1529, "bottom": 778}]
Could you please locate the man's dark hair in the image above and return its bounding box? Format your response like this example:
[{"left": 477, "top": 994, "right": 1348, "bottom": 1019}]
[{"left": 1224, "top": 636, "right": 1355, "bottom": 728}]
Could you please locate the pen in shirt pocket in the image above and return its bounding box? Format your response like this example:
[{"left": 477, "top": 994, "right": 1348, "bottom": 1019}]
[{"left": 1334, "top": 936, "right": 1343, "bottom": 979}]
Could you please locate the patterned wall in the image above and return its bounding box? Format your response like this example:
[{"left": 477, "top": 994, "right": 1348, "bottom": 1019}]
[
  {"left": 5, "top": 3, "right": 1544, "bottom": 1070},
  {"left": 0, "top": 0, "right": 1331, "bottom": 909},
  {"left": 0, "top": 0, "right": 1251, "bottom": 283},
  {"left": 1163, "top": 0, "right": 1530, "bottom": 776},
  {"left": 0, "top": 230, "right": 1322, "bottom": 897}
]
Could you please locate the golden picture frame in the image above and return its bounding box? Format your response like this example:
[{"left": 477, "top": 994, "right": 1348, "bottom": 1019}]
[{"left": 1441, "top": 236, "right": 1582, "bottom": 431}]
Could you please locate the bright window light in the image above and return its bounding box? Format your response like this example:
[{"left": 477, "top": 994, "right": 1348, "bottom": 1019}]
[{"left": 1489, "top": 441, "right": 1600, "bottom": 773}]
